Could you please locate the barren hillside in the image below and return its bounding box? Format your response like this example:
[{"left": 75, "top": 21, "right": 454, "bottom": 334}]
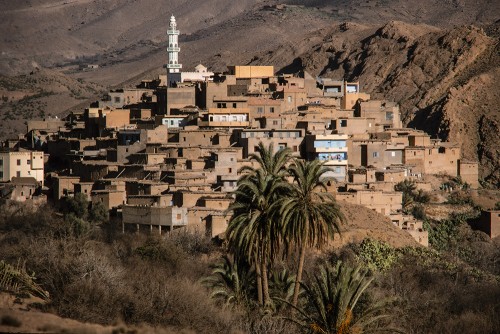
[{"left": 290, "top": 20, "right": 500, "bottom": 186}]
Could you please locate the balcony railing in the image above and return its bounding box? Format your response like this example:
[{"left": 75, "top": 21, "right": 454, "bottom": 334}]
[
  {"left": 199, "top": 120, "right": 250, "bottom": 127},
  {"left": 313, "top": 146, "right": 348, "bottom": 153}
]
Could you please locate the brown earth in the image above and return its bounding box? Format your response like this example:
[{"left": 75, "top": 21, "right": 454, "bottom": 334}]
[{"left": 335, "top": 202, "right": 418, "bottom": 248}]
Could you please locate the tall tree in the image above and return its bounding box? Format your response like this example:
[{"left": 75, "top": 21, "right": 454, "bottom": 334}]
[
  {"left": 279, "top": 159, "right": 344, "bottom": 307},
  {"left": 226, "top": 143, "right": 291, "bottom": 306}
]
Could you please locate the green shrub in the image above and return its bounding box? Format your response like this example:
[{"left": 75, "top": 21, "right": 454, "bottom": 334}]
[
  {"left": 355, "top": 239, "right": 400, "bottom": 272},
  {"left": 412, "top": 204, "right": 427, "bottom": 220}
]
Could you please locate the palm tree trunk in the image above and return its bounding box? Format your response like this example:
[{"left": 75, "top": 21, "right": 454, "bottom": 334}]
[
  {"left": 255, "top": 252, "right": 263, "bottom": 305},
  {"left": 292, "top": 242, "right": 306, "bottom": 307},
  {"left": 262, "top": 255, "right": 270, "bottom": 305}
]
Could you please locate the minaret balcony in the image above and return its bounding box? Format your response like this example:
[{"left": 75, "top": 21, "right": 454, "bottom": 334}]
[
  {"left": 166, "top": 64, "right": 182, "bottom": 69},
  {"left": 167, "top": 29, "right": 180, "bottom": 34},
  {"left": 167, "top": 47, "right": 180, "bottom": 52}
]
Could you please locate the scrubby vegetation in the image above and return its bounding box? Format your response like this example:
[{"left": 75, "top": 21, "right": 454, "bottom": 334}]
[{"left": 1, "top": 145, "right": 499, "bottom": 333}]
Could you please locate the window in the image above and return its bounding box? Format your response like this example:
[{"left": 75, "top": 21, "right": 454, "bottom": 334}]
[
  {"left": 385, "top": 112, "right": 393, "bottom": 121},
  {"left": 340, "top": 120, "right": 347, "bottom": 127},
  {"left": 0, "top": 159, "right": 3, "bottom": 166},
  {"left": 17, "top": 159, "right": 21, "bottom": 166},
  {"left": 257, "top": 107, "right": 263, "bottom": 114},
  {"left": 27, "top": 159, "right": 31, "bottom": 164},
  {"left": 170, "top": 120, "right": 174, "bottom": 126},
  {"left": 0, "top": 171, "right": 3, "bottom": 178},
  {"left": 293, "top": 146, "right": 298, "bottom": 152},
  {"left": 287, "top": 96, "right": 292, "bottom": 103},
  {"left": 270, "top": 107, "right": 275, "bottom": 113},
  {"left": 177, "top": 214, "right": 182, "bottom": 220},
  {"left": 233, "top": 103, "right": 237, "bottom": 108},
  {"left": 114, "top": 97, "right": 120, "bottom": 103},
  {"left": 16, "top": 171, "right": 21, "bottom": 177},
  {"left": 228, "top": 168, "right": 232, "bottom": 173},
  {"left": 273, "top": 120, "right": 278, "bottom": 125},
  {"left": 373, "top": 152, "right": 379, "bottom": 158}
]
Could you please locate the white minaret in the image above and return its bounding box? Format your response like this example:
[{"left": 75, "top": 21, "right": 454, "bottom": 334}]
[{"left": 165, "top": 15, "right": 182, "bottom": 74}]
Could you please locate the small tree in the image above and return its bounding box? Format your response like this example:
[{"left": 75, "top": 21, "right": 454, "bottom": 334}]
[
  {"left": 202, "top": 255, "right": 254, "bottom": 309},
  {"left": 63, "top": 193, "right": 89, "bottom": 220},
  {"left": 89, "top": 202, "right": 108, "bottom": 224}
]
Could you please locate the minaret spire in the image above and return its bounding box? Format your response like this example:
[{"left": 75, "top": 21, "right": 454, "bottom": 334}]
[{"left": 165, "top": 15, "right": 182, "bottom": 74}]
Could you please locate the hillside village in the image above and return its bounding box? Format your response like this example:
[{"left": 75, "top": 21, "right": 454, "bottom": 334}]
[{"left": 1, "top": 15, "right": 494, "bottom": 247}]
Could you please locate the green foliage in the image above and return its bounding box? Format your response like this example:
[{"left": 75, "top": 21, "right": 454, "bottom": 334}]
[
  {"left": 279, "top": 159, "right": 345, "bottom": 307},
  {"left": 89, "top": 201, "right": 108, "bottom": 224},
  {"left": 356, "top": 239, "right": 401, "bottom": 272},
  {"left": 64, "top": 213, "right": 90, "bottom": 237},
  {"left": 413, "top": 189, "right": 431, "bottom": 203},
  {"left": 287, "top": 261, "right": 394, "bottom": 334},
  {"left": 411, "top": 204, "right": 427, "bottom": 220},
  {"left": 227, "top": 142, "right": 292, "bottom": 306},
  {"left": 0, "top": 260, "right": 49, "bottom": 301},
  {"left": 202, "top": 255, "right": 254, "bottom": 308},
  {"left": 425, "top": 219, "right": 461, "bottom": 251},
  {"left": 63, "top": 193, "right": 89, "bottom": 220},
  {"left": 268, "top": 267, "right": 297, "bottom": 310},
  {"left": 394, "top": 180, "right": 430, "bottom": 213}
]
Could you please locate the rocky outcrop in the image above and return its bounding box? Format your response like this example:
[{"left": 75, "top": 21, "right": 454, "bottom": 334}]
[{"left": 293, "top": 21, "right": 500, "bottom": 186}]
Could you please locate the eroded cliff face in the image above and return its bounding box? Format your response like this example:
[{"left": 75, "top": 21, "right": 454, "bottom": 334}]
[{"left": 292, "top": 21, "right": 500, "bottom": 186}]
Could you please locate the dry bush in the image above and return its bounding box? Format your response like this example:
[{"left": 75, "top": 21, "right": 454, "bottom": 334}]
[
  {"left": 376, "top": 252, "right": 500, "bottom": 334},
  {"left": 0, "top": 211, "right": 237, "bottom": 332},
  {"left": 238, "top": 315, "right": 300, "bottom": 334}
]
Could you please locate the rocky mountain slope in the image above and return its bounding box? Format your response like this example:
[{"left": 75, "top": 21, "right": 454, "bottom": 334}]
[{"left": 288, "top": 20, "right": 500, "bottom": 186}]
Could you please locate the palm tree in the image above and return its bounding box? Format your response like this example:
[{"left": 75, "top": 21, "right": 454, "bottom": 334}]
[
  {"left": 239, "top": 142, "right": 292, "bottom": 179},
  {"left": 268, "top": 266, "right": 298, "bottom": 311},
  {"left": 288, "top": 261, "right": 394, "bottom": 334},
  {"left": 394, "top": 179, "right": 417, "bottom": 212},
  {"left": 0, "top": 259, "right": 50, "bottom": 301},
  {"left": 279, "top": 159, "right": 344, "bottom": 307},
  {"left": 201, "top": 255, "right": 254, "bottom": 308},
  {"left": 226, "top": 142, "right": 292, "bottom": 306}
]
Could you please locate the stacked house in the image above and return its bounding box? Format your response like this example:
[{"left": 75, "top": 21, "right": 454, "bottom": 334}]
[{"left": 0, "top": 16, "right": 481, "bottom": 247}]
